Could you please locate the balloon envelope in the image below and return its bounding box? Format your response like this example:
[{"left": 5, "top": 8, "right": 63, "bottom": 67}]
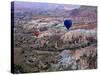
[
  {"left": 34, "top": 31, "right": 40, "bottom": 37},
  {"left": 64, "top": 19, "right": 72, "bottom": 29}
]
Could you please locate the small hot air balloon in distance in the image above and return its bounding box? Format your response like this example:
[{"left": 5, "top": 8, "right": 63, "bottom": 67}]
[
  {"left": 34, "top": 30, "right": 40, "bottom": 37},
  {"left": 64, "top": 19, "right": 72, "bottom": 30},
  {"left": 32, "top": 27, "right": 40, "bottom": 37}
]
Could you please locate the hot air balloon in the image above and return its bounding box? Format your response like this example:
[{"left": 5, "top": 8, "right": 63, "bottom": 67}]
[
  {"left": 34, "top": 31, "right": 40, "bottom": 37},
  {"left": 64, "top": 19, "right": 72, "bottom": 30}
]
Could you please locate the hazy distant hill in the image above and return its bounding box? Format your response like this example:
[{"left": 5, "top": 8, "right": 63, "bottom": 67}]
[
  {"left": 70, "top": 6, "right": 97, "bottom": 24},
  {"left": 70, "top": 6, "right": 97, "bottom": 17},
  {"left": 13, "top": 2, "right": 97, "bottom": 20},
  {"left": 13, "top": 2, "right": 80, "bottom": 17}
]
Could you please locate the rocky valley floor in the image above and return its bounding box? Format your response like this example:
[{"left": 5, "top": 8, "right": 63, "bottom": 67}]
[{"left": 13, "top": 17, "right": 97, "bottom": 73}]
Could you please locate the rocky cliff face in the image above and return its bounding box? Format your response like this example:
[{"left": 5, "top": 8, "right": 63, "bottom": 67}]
[{"left": 53, "top": 44, "right": 97, "bottom": 71}]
